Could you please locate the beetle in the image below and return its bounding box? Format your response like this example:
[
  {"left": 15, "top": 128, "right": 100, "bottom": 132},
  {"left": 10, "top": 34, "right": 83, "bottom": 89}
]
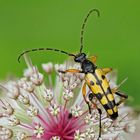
[{"left": 18, "top": 9, "right": 128, "bottom": 139}]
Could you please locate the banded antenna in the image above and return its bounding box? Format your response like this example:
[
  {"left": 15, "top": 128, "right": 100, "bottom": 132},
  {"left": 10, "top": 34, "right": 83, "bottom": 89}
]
[
  {"left": 80, "top": 9, "right": 100, "bottom": 53},
  {"left": 18, "top": 48, "right": 75, "bottom": 63}
]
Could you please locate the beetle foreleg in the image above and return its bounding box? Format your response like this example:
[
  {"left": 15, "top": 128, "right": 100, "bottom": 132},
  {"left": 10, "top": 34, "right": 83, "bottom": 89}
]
[
  {"left": 58, "top": 69, "right": 83, "bottom": 74},
  {"left": 101, "top": 68, "right": 112, "bottom": 74},
  {"left": 88, "top": 55, "right": 97, "bottom": 64}
]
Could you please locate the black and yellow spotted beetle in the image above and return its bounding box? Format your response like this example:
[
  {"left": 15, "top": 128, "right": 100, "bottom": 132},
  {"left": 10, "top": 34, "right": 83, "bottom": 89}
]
[{"left": 18, "top": 9, "right": 128, "bottom": 139}]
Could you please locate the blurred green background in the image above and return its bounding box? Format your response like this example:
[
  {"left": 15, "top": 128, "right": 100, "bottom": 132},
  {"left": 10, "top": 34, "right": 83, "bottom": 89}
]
[{"left": 0, "top": 1, "right": 139, "bottom": 107}]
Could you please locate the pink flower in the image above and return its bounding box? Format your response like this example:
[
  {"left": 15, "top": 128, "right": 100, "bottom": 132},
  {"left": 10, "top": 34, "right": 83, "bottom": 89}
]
[{"left": 0, "top": 56, "right": 135, "bottom": 140}]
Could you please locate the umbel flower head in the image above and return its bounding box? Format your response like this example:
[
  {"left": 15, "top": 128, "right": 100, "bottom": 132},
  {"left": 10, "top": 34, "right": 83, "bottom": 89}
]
[{"left": 0, "top": 56, "right": 135, "bottom": 140}]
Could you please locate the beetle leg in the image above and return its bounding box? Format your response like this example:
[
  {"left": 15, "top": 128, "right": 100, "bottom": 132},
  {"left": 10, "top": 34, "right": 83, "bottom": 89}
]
[
  {"left": 98, "top": 108, "right": 102, "bottom": 139},
  {"left": 111, "top": 87, "right": 119, "bottom": 93},
  {"left": 58, "top": 69, "right": 83, "bottom": 73},
  {"left": 115, "top": 91, "right": 128, "bottom": 106},
  {"left": 82, "top": 82, "right": 91, "bottom": 114},
  {"left": 88, "top": 55, "right": 97, "bottom": 63},
  {"left": 111, "top": 86, "right": 128, "bottom": 106},
  {"left": 88, "top": 93, "right": 102, "bottom": 139},
  {"left": 112, "top": 87, "right": 128, "bottom": 106},
  {"left": 101, "top": 68, "right": 112, "bottom": 74}
]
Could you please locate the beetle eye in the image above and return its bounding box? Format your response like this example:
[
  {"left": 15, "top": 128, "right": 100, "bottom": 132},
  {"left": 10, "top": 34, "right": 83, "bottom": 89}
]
[
  {"left": 74, "top": 57, "right": 81, "bottom": 62},
  {"left": 74, "top": 53, "right": 86, "bottom": 62}
]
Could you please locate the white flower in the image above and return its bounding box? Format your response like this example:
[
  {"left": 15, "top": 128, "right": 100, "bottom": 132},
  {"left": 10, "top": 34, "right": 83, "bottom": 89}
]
[
  {"left": 34, "top": 124, "right": 44, "bottom": 138},
  {"left": 124, "top": 121, "right": 136, "bottom": 133},
  {"left": 5, "top": 81, "right": 19, "bottom": 99},
  {"left": 49, "top": 104, "right": 60, "bottom": 116},
  {"left": 43, "top": 89, "right": 53, "bottom": 102},
  {"left": 71, "top": 105, "right": 83, "bottom": 117},
  {"left": 18, "top": 94, "right": 30, "bottom": 105},
  {"left": 54, "top": 64, "right": 66, "bottom": 72},
  {"left": 0, "top": 100, "right": 14, "bottom": 117},
  {"left": 18, "top": 78, "right": 34, "bottom": 93},
  {"left": 8, "top": 115, "right": 20, "bottom": 126},
  {"left": 51, "top": 136, "right": 61, "bottom": 140},
  {"left": 84, "top": 128, "right": 95, "bottom": 139},
  {"left": 16, "top": 131, "right": 27, "bottom": 140},
  {"left": 24, "top": 66, "right": 36, "bottom": 77},
  {"left": 84, "top": 114, "right": 94, "bottom": 125},
  {"left": 63, "top": 89, "right": 73, "bottom": 100},
  {"left": 26, "top": 105, "right": 38, "bottom": 117},
  {"left": 74, "top": 130, "right": 86, "bottom": 140},
  {"left": 30, "top": 72, "right": 44, "bottom": 86},
  {"left": 42, "top": 62, "right": 53, "bottom": 74},
  {"left": 0, "top": 126, "right": 13, "bottom": 140}
]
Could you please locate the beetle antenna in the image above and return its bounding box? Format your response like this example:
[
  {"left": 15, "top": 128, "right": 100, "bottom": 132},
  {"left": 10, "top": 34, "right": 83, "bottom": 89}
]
[
  {"left": 18, "top": 48, "right": 76, "bottom": 63},
  {"left": 80, "top": 9, "right": 100, "bottom": 53}
]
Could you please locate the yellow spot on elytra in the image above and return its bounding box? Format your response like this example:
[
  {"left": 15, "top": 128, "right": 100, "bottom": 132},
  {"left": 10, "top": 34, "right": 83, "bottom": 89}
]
[
  {"left": 95, "top": 69, "right": 102, "bottom": 78},
  {"left": 107, "top": 109, "right": 113, "bottom": 115},
  {"left": 113, "top": 106, "right": 118, "bottom": 113},
  {"left": 95, "top": 69, "right": 109, "bottom": 92},
  {"left": 107, "top": 94, "right": 114, "bottom": 102},
  {"left": 91, "top": 85, "right": 103, "bottom": 94},
  {"left": 85, "top": 73, "right": 103, "bottom": 94},
  {"left": 100, "top": 96, "right": 108, "bottom": 105},
  {"left": 102, "top": 80, "right": 109, "bottom": 92}
]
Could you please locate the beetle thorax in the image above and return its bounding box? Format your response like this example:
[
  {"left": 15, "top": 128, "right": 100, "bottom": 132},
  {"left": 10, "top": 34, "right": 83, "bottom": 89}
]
[{"left": 81, "top": 59, "right": 97, "bottom": 73}]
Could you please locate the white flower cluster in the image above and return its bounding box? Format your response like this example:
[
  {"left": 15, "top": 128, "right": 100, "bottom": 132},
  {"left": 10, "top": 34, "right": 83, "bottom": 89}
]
[{"left": 0, "top": 57, "right": 136, "bottom": 140}]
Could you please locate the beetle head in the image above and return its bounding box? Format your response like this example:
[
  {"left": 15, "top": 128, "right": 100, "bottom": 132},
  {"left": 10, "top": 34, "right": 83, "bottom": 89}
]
[{"left": 74, "top": 53, "right": 86, "bottom": 63}]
